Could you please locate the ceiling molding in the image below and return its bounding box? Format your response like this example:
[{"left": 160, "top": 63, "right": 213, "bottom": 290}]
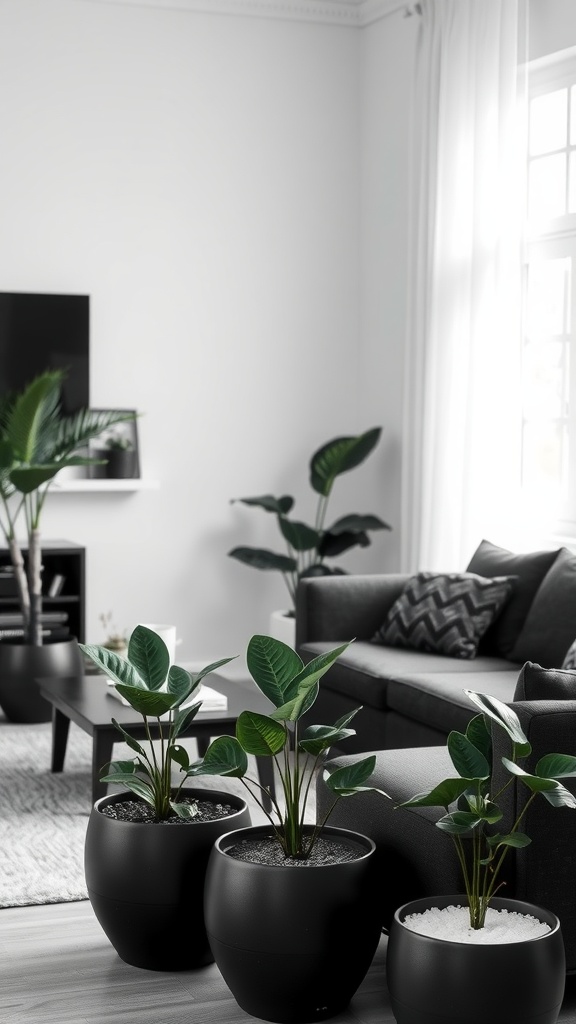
[{"left": 73, "top": 0, "right": 408, "bottom": 28}]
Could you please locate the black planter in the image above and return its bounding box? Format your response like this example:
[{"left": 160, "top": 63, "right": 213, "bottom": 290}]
[
  {"left": 0, "top": 637, "right": 84, "bottom": 723},
  {"left": 84, "top": 789, "right": 251, "bottom": 971},
  {"left": 204, "top": 824, "right": 380, "bottom": 1023},
  {"left": 386, "top": 894, "right": 565, "bottom": 1024}
]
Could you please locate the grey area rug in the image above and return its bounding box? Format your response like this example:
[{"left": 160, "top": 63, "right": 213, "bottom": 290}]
[{"left": 0, "top": 713, "right": 303, "bottom": 909}]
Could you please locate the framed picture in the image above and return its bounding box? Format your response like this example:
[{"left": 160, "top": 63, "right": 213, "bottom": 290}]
[{"left": 88, "top": 410, "right": 140, "bottom": 480}]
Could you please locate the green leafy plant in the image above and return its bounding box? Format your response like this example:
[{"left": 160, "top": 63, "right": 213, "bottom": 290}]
[
  {"left": 187, "top": 633, "right": 387, "bottom": 858},
  {"left": 398, "top": 690, "right": 576, "bottom": 929},
  {"left": 228, "top": 427, "right": 391, "bottom": 612},
  {"left": 0, "top": 370, "right": 136, "bottom": 645},
  {"left": 80, "top": 625, "right": 237, "bottom": 821},
  {"left": 105, "top": 431, "right": 133, "bottom": 451}
]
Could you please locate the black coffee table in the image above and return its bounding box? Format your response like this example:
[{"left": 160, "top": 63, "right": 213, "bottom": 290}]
[{"left": 38, "top": 673, "right": 275, "bottom": 808}]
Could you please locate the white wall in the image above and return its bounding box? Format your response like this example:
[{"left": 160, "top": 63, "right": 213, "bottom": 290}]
[{"left": 0, "top": 0, "right": 397, "bottom": 663}]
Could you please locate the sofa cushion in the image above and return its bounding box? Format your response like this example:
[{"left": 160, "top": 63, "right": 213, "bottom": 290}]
[
  {"left": 385, "top": 669, "right": 520, "bottom": 736},
  {"left": 508, "top": 547, "right": 576, "bottom": 668},
  {"left": 466, "top": 539, "right": 559, "bottom": 657},
  {"left": 371, "top": 572, "right": 516, "bottom": 660},
  {"left": 513, "top": 660, "right": 576, "bottom": 701}
]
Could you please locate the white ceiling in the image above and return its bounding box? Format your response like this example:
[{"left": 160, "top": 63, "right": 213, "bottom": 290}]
[{"left": 74, "top": 0, "right": 413, "bottom": 28}]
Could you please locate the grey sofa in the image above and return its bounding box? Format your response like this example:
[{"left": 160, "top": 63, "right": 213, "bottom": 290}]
[
  {"left": 295, "top": 540, "right": 576, "bottom": 753},
  {"left": 296, "top": 539, "right": 576, "bottom": 971}
]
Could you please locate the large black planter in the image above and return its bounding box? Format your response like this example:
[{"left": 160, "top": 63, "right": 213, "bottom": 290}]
[
  {"left": 0, "top": 636, "right": 84, "bottom": 723},
  {"left": 85, "top": 788, "right": 251, "bottom": 971},
  {"left": 204, "top": 824, "right": 380, "bottom": 1024},
  {"left": 386, "top": 894, "right": 565, "bottom": 1024}
]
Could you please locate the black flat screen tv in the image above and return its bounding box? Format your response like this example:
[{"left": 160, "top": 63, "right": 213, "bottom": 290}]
[{"left": 0, "top": 291, "right": 90, "bottom": 415}]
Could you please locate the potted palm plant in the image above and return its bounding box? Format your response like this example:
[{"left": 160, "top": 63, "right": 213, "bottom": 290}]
[
  {"left": 386, "top": 690, "right": 576, "bottom": 1024},
  {"left": 0, "top": 369, "right": 136, "bottom": 722},
  {"left": 79, "top": 625, "right": 251, "bottom": 970},
  {"left": 188, "top": 633, "right": 388, "bottom": 1024},
  {"left": 228, "top": 426, "right": 391, "bottom": 641}
]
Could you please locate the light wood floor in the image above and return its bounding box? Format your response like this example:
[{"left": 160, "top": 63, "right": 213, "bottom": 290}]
[
  {"left": 0, "top": 901, "right": 393, "bottom": 1024},
  {"left": 4, "top": 900, "right": 576, "bottom": 1024}
]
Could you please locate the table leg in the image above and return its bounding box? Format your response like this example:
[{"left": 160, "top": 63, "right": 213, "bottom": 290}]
[
  {"left": 92, "top": 730, "right": 116, "bottom": 803},
  {"left": 51, "top": 708, "right": 71, "bottom": 773}
]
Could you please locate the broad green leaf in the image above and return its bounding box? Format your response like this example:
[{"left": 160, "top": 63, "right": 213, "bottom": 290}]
[
  {"left": 236, "top": 710, "right": 286, "bottom": 756},
  {"left": 187, "top": 735, "right": 248, "bottom": 778},
  {"left": 324, "top": 755, "right": 383, "bottom": 797},
  {"left": 398, "top": 777, "right": 473, "bottom": 810},
  {"left": 127, "top": 625, "right": 170, "bottom": 690},
  {"left": 79, "top": 644, "right": 143, "bottom": 688},
  {"left": 10, "top": 465, "right": 62, "bottom": 492},
  {"left": 166, "top": 664, "right": 193, "bottom": 704},
  {"left": 98, "top": 773, "right": 155, "bottom": 804},
  {"left": 299, "top": 723, "right": 355, "bottom": 755},
  {"left": 318, "top": 530, "right": 370, "bottom": 558},
  {"left": 170, "top": 800, "right": 200, "bottom": 819},
  {"left": 536, "top": 753, "right": 576, "bottom": 779},
  {"left": 503, "top": 758, "right": 576, "bottom": 807},
  {"left": 104, "top": 759, "right": 138, "bottom": 776},
  {"left": 465, "top": 714, "right": 492, "bottom": 761},
  {"left": 465, "top": 691, "right": 530, "bottom": 753},
  {"left": 231, "top": 494, "right": 294, "bottom": 515},
  {"left": 169, "top": 744, "right": 190, "bottom": 769},
  {"left": 486, "top": 832, "right": 532, "bottom": 849},
  {"left": 328, "top": 513, "right": 391, "bottom": 535},
  {"left": 172, "top": 701, "right": 202, "bottom": 738},
  {"left": 310, "top": 428, "right": 382, "bottom": 497},
  {"left": 115, "top": 683, "right": 178, "bottom": 717},
  {"left": 246, "top": 634, "right": 304, "bottom": 706},
  {"left": 448, "top": 730, "right": 490, "bottom": 780},
  {"left": 436, "top": 810, "right": 483, "bottom": 835},
  {"left": 268, "top": 641, "right": 353, "bottom": 722},
  {"left": 279, "top": 517, "right": 319, "bottom": 552},
  {"left": 228, "top": 546, "right": 297, "bottom": 573}
]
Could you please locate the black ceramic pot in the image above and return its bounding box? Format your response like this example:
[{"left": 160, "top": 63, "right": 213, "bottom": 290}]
[
  {"left": 84, "top": 788, "right": 251, "bottom": 971},
  {"left": 204, "top": 824, "right": 380, "bottom": 1024},
  {"left": 386, "top": 894, "right": 565, "bottom": 1024},
  {"left": 0, "top": 636, "right": 84, "bottom": 723}
]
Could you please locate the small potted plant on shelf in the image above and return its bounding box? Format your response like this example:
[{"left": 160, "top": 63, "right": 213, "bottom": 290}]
[
  {"left": 386, "top": 689, "right": 576, "bottom": 1024},
  {"left": 189, "top": 632, "right": 388, "bottom": 1024},
  {"left": 228, "top": 426, "right": 391, "bottom": 640},
  {"left": 0, "top": 370, "right": 136, "bottom": 722},
  {"left": 79, "top": 624, "right": 251, "bottom": 971}
]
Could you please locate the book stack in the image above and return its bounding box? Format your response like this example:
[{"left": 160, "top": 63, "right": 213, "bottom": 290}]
[{"left": 0, "top": 610, "right": 70, "bottom": 641}]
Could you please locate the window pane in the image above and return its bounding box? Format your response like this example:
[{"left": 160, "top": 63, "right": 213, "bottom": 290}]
[
  {"left": 569, "top": 150, "right": 576, "bottom": 212},
  {"left": 522, "top": 340, "right": 566, "bottom": 417},
  {"left": 525, "top": 257, "right": 570, "bottom": 336},
  {"left": 571, "top": 85, "right": 576, "bottom": 144},
  {"left": 528, "top": 153, "right": 567, "bottom": 221},
  {"left": 522, "top": 420, "right": 565, "bottom": 490},
  {"left": 530, "top": 89, "right": 568, "bottom": 155}
]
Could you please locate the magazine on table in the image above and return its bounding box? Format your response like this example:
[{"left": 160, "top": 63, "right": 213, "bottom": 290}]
[{"left": 106, "top": 680, "right": 228, "bottom": 712}]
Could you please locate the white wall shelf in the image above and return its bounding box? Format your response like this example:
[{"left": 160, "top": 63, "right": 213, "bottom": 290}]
[{"left": 50, "top": 479, "right": 160, "bottom": 493}]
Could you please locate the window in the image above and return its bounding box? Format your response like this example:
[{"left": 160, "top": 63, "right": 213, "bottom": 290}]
[{"left": 522, "top": 50, "right": 576, "bottom": 535}]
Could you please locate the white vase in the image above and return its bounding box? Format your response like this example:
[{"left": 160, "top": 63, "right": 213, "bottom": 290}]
[{"left": 268, "top": 610, "right": 296, "bottom": 647}]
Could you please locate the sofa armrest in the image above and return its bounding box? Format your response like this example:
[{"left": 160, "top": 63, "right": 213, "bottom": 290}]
[{"left": 295, "top": 574, "right": 410, "bottom": 646}]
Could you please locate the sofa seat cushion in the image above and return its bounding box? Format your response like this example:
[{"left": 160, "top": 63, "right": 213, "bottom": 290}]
[
  {"left": 385, "top": 670, "right": 521, "bottom": 736},
  {"left": 508, "top": 547, "right": 576, "bottom": 668},
  {"left": 371, "top": 571, "right": 516, "bottom": 659},
  {"left": 299, "top": 640, "right": 515, "bottom": 712},
  {"left": 466, "top": 539, "right": 559, "bottom": 657}
]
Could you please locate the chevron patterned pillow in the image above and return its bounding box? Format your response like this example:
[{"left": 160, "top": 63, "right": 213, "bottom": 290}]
[{"left": 372, "top": 571, "right": 517, "bottom": 659}]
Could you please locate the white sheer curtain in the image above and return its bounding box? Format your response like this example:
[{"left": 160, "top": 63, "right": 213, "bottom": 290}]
[{"left": 401, "top": 0, "right": 528, "bottom": 572}]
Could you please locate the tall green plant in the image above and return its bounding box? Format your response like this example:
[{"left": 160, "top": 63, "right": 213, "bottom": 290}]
[
  {"left": 0, "top": 370, "right": 136, "bottom": 644},
  {"left": 186, "top": 634, "right": 387, "bottom": 858},
  {"left": 398, "top": 690, "right": 576, "bottom": 929},
  {"left": 81, "top": 626, "right": 236, "bottom": 820},
  {"left": 228, "top": 427, "right": 391, "bottom": 612}
]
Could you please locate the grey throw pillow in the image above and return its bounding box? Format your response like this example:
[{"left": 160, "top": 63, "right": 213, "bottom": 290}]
[
  {"left": 372, "top": 571, "right": 516, "bottom": 660},
  {"left": 466, "top": 539, "right": 558, "bottom": 657},
  {"left": 508, "top": 547, "right": 576, "bottom": 668}
]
